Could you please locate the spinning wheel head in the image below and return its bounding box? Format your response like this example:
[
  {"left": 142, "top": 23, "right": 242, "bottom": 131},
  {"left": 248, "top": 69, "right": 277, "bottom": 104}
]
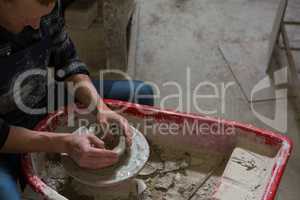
[{"left": 61, "top": 126, "right": 150, "bottom": 187}]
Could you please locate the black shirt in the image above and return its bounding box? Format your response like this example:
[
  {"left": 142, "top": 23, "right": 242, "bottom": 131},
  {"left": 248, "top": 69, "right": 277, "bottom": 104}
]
[{"left": 0, "top": 0, "right": 89, "bottom": 148}]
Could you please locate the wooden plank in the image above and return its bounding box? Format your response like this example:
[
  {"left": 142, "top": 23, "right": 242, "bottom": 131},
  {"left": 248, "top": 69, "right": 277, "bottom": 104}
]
[
  {"left": 280, "top": 23, "right": 300, "bottom": 102},
  {"left": 285, "top": 0, "right": 300, "bottom": 22},
  {"left": 213, "top": 147, "right": 275, "bottom": 200},
  {"left": 266, "top": 0, "right": 288, "bottom": 72},
  {"left": 127, "top": 1, "right": 140, "bottom": 78},
  {"left": 281, "top": 23, "right": 300, "bottom": 51}
]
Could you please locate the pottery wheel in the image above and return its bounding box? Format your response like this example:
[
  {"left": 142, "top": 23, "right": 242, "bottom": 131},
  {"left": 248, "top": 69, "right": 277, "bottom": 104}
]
[{"left": 61, "top": 126, "right": 150, "bottom": 187}]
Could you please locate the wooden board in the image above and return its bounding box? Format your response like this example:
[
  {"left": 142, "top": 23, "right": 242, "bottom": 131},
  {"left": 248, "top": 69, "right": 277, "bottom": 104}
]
[
  {"left": 285, "top": 0, "right": 300, "bottom": 22},
  {"left": 127, "top": 1, "right": 140, "bottom": 78},
  {"left": 267, "top": 0, "right": 288, "bottom": 69}
]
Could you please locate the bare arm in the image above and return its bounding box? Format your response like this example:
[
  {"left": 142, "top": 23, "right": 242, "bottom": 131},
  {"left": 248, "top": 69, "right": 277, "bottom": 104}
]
[
  {"left": 0, "top": 126, "right": 118, "bottom": 169},
  {"left": 65, "top": 74, "right": 109, "bottom": 112},
  {"left": 65, "top": 74, "right": 132, "bottom": 145},
  {"left": 0, "top": 126, "right": 69, "bottom": 153}
]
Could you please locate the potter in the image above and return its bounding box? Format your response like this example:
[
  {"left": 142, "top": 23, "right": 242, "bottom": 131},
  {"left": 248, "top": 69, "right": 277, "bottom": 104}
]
[{"left": 0, "top": 0, "right": 154, "bottom": 199}]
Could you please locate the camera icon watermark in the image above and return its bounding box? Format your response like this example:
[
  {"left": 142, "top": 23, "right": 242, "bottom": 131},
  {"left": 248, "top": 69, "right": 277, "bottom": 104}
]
[{"left": 250, "top": 67, "right": 288, "bottom": 133}]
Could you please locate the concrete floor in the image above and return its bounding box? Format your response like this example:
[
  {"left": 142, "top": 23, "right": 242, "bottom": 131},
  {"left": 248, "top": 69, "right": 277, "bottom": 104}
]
[{"left": 131, "top": 0, "right": 300, "bottom": 199}]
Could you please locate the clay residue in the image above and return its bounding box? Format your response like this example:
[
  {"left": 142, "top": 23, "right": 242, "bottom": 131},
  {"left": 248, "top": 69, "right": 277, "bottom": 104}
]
[
  {"left": 138, "top": 143, "right": 226, "bottom": 200},
  {"left": 143, "top": 50, "right": 155, "bottom": 65},
  {"left": 34, "top": 131, "right": 277, "bottom": 200},
  {"left": 193, "top": 30, "right": 204, "bottom": 43},
  {"left": 173, "top": 0, "right": 192, "bottom": 11},
  {"left": 148, "top": 14, "right": 162, "bottom": 27},
  {"left": 36, "top": 141, "right": 225, "bottom": 200},
  {"left": 39, "top": 154, "right": 69, "bottom": 193},
  {"left": 213, "top": 147, "right": 276, "bottom": 200},
  {"left": 231, "top": 156, "right": 257, "bottom": 171}
]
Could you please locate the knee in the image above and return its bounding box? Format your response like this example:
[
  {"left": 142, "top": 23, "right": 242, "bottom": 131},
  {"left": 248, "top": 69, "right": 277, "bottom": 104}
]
[{"left": 133, "top": 82, "right": 154, "bottom": 106}]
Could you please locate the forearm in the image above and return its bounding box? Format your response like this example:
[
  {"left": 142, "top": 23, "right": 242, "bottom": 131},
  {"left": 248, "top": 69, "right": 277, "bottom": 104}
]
[
  {"left": 0, "top": 126, "right": 69, "bottom": 154},
  {"left": 65, "top": 74, "right": 108, "bottom": 111}
]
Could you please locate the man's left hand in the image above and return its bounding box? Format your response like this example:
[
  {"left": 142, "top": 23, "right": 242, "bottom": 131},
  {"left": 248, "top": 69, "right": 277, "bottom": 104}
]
[{"left": 96, "top": 105, "right": 132, "bottom": 146}]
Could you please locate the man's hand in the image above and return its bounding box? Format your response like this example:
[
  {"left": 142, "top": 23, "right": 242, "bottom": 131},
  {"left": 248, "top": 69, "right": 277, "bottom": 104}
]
[
  {"left": 64, "top": 134, "right": 119, "bottom": 169},
  {"left": 96, "top": 105, "right": 132, "bottom": 146},
  {"left": 64, "top": 74, "right": 132, "bottom": 146}
]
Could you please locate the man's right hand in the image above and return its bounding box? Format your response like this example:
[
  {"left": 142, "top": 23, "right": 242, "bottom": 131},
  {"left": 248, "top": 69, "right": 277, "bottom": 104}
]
[
  {"left": 63, "top": 134, "right": 119, "bottom": 169},
  {"left": 1, "top": 126, "right": 118, "bottom": 170}
]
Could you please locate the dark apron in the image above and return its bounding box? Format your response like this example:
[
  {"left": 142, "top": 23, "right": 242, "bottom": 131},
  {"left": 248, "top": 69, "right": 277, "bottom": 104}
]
[{"left": 0, "top": 25, "right": 51, "bottom": 189}]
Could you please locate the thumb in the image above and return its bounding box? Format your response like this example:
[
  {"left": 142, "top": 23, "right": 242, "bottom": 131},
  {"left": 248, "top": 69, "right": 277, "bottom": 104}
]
[{"left": 88, "top": 135, "right": 105, "bottom": 149}]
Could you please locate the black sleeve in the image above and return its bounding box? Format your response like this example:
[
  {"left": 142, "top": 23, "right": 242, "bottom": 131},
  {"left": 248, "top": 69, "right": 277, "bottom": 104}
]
[{"left": 0, "top": 118, "right": 10, "bottom": 149}]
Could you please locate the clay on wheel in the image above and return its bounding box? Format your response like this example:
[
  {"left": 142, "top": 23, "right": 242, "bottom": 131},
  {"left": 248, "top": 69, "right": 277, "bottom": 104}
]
[
  {"left": 61, "top": 126, "right": 150, "bottom": 187},
  {"left": 89, "top": 124, "right": 127, "bottom": 157}
]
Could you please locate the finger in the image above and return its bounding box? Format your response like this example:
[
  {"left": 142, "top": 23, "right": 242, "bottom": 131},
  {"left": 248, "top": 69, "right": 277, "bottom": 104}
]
[
  {"left": 80, "top": 155, "right": 119, "bottom": 164},
  {"left": 99, "top": 120, "right": 110, "bottom": 139},
  {"left": 80, "top": 155, "right": 119, "bottom": 167},
  {"left": 98, "top": 114, "right": 108, "bottom": 124},
  {"left": 94, "top": 158, "right": 119, "bottom": 169},
  {"left": 119, "top": 118, "right": 132, "bottom": 146},
  {"left": 97, "top": 115, "right": 109, "bottom": 128},
  {"left": 77, "top": 160, "right": 109, "bottom": 169},
  {"left": 86, "top": 148, "right": 119, "bottom": 159},
  {"left": 88, "top": 135, "right": 105, "bottom": 149},
  {"left": 80, "top": 158, "right": 119, "bottom": 169},
  {"left": 109, "top": 117, "right": 132, "bottom": 143}
]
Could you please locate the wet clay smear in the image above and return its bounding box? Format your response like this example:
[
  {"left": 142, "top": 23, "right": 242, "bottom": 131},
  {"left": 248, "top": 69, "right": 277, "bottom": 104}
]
[
  {"left": 213, "top": 147, "right": 276, "bottom": 200},
  {"left": 40, "top": 154, "right": 137, "bottom": 200},
  {"left": 37, "top": 143, "right": 274, "bottom": 200},
  {"left": 138, "top": 143, "right": 227, "bottom": 200},
  {"left": 38, "top": 142, "right": 226, "bottom": 200},
  {"left": 40, "top": 154, "right": 68, "bottom": 192}
]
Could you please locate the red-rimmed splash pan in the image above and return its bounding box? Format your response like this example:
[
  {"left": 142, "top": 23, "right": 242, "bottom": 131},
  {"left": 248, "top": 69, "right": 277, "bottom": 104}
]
[{"left": 22, "top": 100, "right": 292, "bottom": 200}]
